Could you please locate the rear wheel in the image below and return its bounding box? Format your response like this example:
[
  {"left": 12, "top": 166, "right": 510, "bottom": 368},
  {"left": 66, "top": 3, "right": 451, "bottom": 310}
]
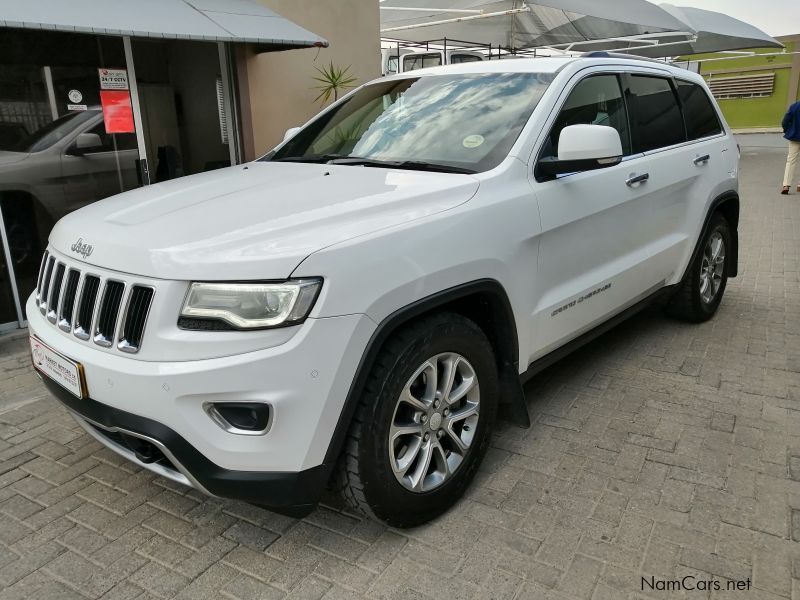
[
  {"left": 667, "top": 214, "right": 730, "bottom": 322},
  {"left": 337, "top": 312, "right": 498, "bottom": 527}
]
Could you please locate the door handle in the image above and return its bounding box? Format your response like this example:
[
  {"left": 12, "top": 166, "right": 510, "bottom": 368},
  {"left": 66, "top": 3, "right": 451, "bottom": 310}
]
[
  {"left": 625, "top": 173, "right": 649, "bottom": 186},
  {"left": 694, "top": 154, "right": 711, "bottom": 165}
]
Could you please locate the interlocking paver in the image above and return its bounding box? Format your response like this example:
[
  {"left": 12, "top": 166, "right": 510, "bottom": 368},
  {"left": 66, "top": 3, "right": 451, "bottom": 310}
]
[{"left": 1, "top": 145, "right": 799, "bottom": 598}]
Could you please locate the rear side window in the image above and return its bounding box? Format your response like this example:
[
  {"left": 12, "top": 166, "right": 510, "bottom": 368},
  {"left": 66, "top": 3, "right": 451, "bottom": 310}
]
[
  {"left": 451, "top": 54, "right": 482, "bottom": 64},
  {"left": 542, "top": 74, "right": 631, "bottom": 158},
  {"left": 627, "top": 75, "right": 686, "bottom": 153},
  {"left": 676, "top": 80, "right": 723, "bottom": 140},
  {"left": 403, "top": 53, "right": 442, "bottom": 72}
]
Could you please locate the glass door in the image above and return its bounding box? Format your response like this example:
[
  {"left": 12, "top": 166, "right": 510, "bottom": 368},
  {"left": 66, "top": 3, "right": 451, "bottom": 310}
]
[
  {"left": 130, "top": 39, "right": 234, "bottom": 183},
  {"left": 0, "top": 218, "right": 21, "bottom": 327},
  {"left": 0, "top": 30, "right": 142, "bottom": 327}
]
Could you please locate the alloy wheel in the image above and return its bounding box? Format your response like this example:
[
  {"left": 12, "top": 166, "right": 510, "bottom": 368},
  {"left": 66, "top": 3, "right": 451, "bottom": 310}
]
[
  {"left": 389, "top": 352, "right": 480, "bottom": 493},
  {"left": 700, "top": 231, "right": 725, "bottom": 304}
]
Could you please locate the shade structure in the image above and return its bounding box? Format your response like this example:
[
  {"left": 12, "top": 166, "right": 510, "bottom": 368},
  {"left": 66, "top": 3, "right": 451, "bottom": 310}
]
[
  {"left": 652, "top": 5, "right": 782, "bottom": 55},
  {"left": 379, "top": 0, "right": 689, "bottom": 49},
  {"left": 0, "top": 0, "right": 328, "bottom": 50},
  {"left": 569, "top": 5, "right": 782, "bottom": 57}
]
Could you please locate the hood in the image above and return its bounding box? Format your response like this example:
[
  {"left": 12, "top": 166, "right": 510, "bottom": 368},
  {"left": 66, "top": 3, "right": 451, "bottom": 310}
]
[
  {"left": 0, "top": 150, "right": 28, "bottom": 167},
  {"left": 49, "top": 161, "right": 479, "bottom": 280}
]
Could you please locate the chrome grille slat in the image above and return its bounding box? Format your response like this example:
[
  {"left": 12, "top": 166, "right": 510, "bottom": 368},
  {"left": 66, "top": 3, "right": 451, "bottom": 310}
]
[
  {"left": 74, "top": 275, "right": 101, "bottom": 341},
  {"left": 118, "top": 286, "right": 155, "bottom": 353},
  {"left": 94, "top": 280, "right": 125, "bottom": 347},
  {"left": 34, "top": 251, "right": 154, "bottom": 354},
  {"left": 46, "top": 263, "right": 66, "bottom": 323},
  {"left": 35, "top": 251, "right": 49, "bottom": 302},
  {"left": 58, "top": 270, "right": 81, "bottom": 332},
  {"left": 39, "top": 256, "right": 55, "bottom": 313}
]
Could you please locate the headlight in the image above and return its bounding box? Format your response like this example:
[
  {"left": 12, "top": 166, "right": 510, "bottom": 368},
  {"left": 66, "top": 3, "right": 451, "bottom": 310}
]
[{"left": 180, "top": 279, "right": 322, "bottom": 330}]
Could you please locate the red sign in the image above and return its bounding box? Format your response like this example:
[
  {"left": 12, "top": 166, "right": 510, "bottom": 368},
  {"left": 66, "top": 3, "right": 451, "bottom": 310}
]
[{"left": 99, "top": 90, "right": 135, "bottom": 134}]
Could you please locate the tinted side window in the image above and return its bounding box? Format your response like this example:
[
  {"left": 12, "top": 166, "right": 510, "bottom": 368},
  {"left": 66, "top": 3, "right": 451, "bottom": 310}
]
[
  {"left": 542, "top": 74, "right": 631, "bottom": 158},
  {"left": 676, "top": 80, "right": 722, "bottom": 140},
  {"left": 627, "top": 75, "right": 686, "bottom": 153}
]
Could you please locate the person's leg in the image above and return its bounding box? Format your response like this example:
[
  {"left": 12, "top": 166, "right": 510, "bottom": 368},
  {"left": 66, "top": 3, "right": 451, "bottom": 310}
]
[{"left": 784, "top": 141, "right": 800, "bottom": 193}]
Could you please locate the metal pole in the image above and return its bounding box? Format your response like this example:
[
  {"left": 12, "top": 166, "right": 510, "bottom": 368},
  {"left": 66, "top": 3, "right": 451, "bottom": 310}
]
[
  {"left": 0, "top": 208, "right": 25, "bottom": 327},
  {"left": 380, "top": 7, "right": 531, "bottom": 34},
  {"left": 218, "top": 42, "right": 237, "bottom": 167},
  {"left": 42, "top": 67, "right": 58, "bottom": 121},
  {"left": 379, "top": 7, "right": 483, "bottom": 14},
  {"left": 123, "top": 36, "right": 150, "bottom": 185}
]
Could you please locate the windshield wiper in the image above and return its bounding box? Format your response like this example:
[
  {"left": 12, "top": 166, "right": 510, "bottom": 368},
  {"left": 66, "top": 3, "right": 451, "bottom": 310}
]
[{"left": 327, "top": 157, "right": 476, "bottom": 175}]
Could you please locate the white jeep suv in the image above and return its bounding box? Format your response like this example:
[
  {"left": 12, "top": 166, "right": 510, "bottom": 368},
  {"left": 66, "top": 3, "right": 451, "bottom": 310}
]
[{"left": 28, "top": 54, "right": 739, "bottom": 526}]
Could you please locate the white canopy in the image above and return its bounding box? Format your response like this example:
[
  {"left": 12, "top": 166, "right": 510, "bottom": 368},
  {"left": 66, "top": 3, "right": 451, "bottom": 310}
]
[
  {"left": 380, "top": 0, "right": 689, "bottom": 48},
  {"left": 558, "top": 5, "right": 782, "bottom": 57},
  {"left": 0, "top": 0, "right": 328, "bottom": 50}
]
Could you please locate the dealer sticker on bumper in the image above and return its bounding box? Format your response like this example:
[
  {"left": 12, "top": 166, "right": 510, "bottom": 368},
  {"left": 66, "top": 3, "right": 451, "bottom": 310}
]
[{"left": 30, "top": 336, "right": 86, "bottom": 399}]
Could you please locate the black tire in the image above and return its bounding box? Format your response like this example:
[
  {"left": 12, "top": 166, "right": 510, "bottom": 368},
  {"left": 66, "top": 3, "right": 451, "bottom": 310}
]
[
  {"left": 667, "top": 213, "right": 731, "bottom": 322},
  {"left": 337, "top": 312, "right": 498, "bottom": 527}
]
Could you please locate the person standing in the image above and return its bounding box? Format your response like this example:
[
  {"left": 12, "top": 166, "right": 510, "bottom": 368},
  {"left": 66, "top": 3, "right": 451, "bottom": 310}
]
[{"left": 782, "top": 100, "right": 800, "bottom": 194}]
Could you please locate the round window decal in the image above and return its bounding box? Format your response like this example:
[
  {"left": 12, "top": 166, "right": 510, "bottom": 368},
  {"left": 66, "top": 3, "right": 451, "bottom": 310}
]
[
  {"left": 68, "top": 89, "right": 83, "bottom": 104},
  {"left": 462, "top": 134, "right": 485, "bottom": 149}
]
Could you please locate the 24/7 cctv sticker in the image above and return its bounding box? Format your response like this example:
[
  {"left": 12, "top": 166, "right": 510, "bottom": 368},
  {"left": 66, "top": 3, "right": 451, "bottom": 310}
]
[{"left": 462, "top": 134, "right": 485, "bottom": 148}]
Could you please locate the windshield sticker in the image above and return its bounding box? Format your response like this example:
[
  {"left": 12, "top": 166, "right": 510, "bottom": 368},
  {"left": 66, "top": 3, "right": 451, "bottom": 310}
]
[{"left": 462, "top": 134, "right": 485, "bottom": 149}]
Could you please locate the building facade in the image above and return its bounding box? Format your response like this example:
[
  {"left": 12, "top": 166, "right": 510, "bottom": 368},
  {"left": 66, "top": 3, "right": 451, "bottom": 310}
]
[
  {"left": 689, "top": 35, "right": 800, "bottom": 130},
  {"left": 0, "top": 0, "right": 380, "bottom": 331}
]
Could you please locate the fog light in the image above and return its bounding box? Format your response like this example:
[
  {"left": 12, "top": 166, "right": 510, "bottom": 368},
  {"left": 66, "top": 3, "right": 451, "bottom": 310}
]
[{"left": 204, "top": 402, "right": 271, "bottom": 436}]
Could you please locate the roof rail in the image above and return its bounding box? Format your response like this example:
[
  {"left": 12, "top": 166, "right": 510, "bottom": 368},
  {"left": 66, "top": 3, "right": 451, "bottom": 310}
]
[{"left": 581, "top": 51, "right": 671, "bottom": 66}]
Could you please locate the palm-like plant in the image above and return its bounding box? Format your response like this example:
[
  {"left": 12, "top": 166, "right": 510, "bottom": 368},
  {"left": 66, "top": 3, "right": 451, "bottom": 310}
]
[{"left": 312, "top": 62, "right": 357, "bottom": 105}]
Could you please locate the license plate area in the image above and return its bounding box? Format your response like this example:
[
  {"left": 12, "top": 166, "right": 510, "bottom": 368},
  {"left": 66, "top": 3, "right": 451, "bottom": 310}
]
[{"left": 30, "top": 336, "right": 87, "bottom": 399}]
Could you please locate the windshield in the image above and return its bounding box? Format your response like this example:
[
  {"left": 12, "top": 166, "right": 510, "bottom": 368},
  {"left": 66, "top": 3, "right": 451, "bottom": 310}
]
[
  {"left": 267, "top": 72, "right": 554, "bottom": 173},
  {"left": 6, "top": 110, "right": 98, "bottom": 153}
]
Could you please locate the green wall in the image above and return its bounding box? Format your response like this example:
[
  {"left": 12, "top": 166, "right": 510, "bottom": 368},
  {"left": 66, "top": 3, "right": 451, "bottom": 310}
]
[{"left": 685, "top": 38, "right": 799, "bottom": 130}]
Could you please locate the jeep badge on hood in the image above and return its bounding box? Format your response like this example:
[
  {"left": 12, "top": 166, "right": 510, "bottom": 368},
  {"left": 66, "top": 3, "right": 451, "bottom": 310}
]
[{"left": 70, "top": 238, "right": 94, "bottom": 259}]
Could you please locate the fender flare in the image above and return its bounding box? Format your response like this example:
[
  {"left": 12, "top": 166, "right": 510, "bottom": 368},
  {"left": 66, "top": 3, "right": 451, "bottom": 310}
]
[
  {"left": 321, "top": 279, "right": 529, "bottom": 470},
  {"left": 684, "top": 191, "right": 740, "bottom": 281}
]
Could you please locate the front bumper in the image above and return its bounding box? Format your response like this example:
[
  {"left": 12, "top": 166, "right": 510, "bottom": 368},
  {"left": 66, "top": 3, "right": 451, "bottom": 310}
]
[
  {"left": 40, "top": 377, "right": 327, "bottom": 516},
  {"left": 27, "top": 293, "right": 377, "bottom": 515}
]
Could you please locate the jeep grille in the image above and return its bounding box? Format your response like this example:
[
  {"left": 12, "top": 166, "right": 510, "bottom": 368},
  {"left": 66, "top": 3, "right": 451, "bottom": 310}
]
[{"left": 35, "top": 251, "right": 154, "bottom": 354}]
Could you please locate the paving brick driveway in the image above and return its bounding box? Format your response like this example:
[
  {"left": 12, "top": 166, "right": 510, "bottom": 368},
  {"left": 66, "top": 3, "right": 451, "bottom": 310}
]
[{"left": 0, "top": 143, "right": 799, "bottom": 600}]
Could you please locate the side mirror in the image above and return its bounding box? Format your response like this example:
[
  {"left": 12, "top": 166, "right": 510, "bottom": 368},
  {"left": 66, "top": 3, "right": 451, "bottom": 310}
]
[
  {"left": 283, "top": 127, "right": 301, "bottom": 142},
  {"left": 538, "top": 124, "right": 623, "bottom": 179},
  {"left": 68, "top": 132, "right": 104, "bottom": 155}
]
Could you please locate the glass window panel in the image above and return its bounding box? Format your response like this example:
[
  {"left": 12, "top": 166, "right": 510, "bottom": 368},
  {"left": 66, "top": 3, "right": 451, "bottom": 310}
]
[
  {"left": 0, "top": 29, "right": 141, "bottom": 321},
  {"left": 450, "top": 54, "right": 483, "bottom": 64},
  {"left": 0, "top": 236, "right": 20, "bottom": 325},
  {"left": 627, "top": 75, "right": 687, "bottom": 153},
  {"left": 403, "top": 53, "right": 443, "bottom": 72},
  {"left": 676, "top": 79, "right": 723, "bottom": 141},
  {"left": 271, "top": 73, "right": 554, "bottom": 173},
  {"left": 543, "top": 74, "right": 631, "bottom": 158}
]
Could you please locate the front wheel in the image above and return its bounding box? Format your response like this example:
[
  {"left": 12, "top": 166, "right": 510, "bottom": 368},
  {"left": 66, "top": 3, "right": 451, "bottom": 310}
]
[
  {"left": 337, "top": 312, "right": 498, "bottom": 527},
  {"left": 667, "top": 213, "right": 731, "bottom": 322}
]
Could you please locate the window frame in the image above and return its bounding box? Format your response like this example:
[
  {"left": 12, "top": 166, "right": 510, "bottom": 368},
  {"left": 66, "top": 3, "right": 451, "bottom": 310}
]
[{"left": 534, "top": 71, "right": 634, "bottom": 183}]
